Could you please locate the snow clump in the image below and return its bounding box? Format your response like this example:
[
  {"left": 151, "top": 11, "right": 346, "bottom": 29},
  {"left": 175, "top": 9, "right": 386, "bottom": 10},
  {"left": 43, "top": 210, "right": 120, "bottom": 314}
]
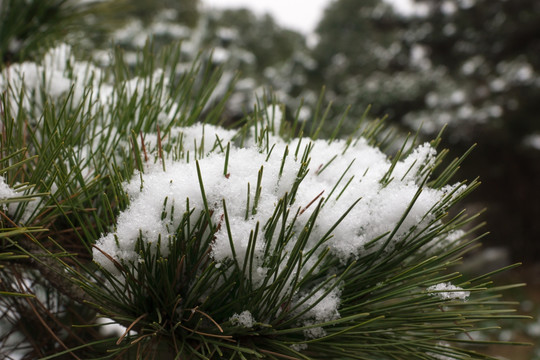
[
  {"left": 92, "top": 117, "right": 464, "bottom": 337},
  {"left": 92, "top": 130, "right": 461, "bottom": 274},
  {"left": 427, "top": 282, "right": 470, "bottom": 301},
  {"left": 230, "top": 310, "right": 256, "bottom": 328},
  {"left": 0, "top": 176, "right": 18, "bottom": 205},
  {"left": 0, "top": 176, "right": 39, "bottom": 223}
]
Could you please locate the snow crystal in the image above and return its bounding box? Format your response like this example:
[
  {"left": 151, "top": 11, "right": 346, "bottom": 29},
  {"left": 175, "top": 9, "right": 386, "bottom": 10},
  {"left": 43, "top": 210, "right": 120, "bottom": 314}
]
[
  {"left": 0, "top": 44, "right": 107, "bottom": 118},
  {"left": 293, "top": 288, "right": 341, "bottom": 338},
  {"left": 262, "top": 104, "right": 284, "bottom": 132},
  {"left": 230, "top": 310, "right": 255, "bottom": 328},
  {"left": 42, "top": 43, "right": 73, "bottom": 73},
  {"left": 427, "top": 282, "right": 470, "bottom": 301},
  {"left": 96, "top": 316, "right": 128, "bottom": 337},
  {"left": 425, "top": 229, "right": 465, "bottom": 255}
]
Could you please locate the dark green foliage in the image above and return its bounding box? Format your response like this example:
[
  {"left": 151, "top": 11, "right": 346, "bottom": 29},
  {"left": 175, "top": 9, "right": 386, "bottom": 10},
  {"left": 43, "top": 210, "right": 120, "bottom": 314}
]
[{"left": 0, "top": 0, "right": 111, "bottom": 63}]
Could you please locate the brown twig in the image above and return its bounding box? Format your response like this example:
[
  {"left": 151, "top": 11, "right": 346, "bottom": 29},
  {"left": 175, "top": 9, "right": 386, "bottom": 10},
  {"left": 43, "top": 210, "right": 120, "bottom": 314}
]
[
  {"left": 117, "top": 313, "right": 148, "bottom": 345},
  {"left": 193, "top": 308, "right": 224, "bottom": 333},
  {"left": 157, "top": 125, "right": 165, "bottom": 167},
  {"left": 15, "top": 275, "right": 82, "bottom": 360},
  {"left": 176, "top": 324, "right": 234, "bottom": 340}
]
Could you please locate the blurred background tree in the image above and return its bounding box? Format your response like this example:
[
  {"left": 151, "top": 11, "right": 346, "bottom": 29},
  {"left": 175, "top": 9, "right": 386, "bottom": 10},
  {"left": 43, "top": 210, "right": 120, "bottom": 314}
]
[
  {"left": 122, "top": 0, "right": 199, "bottom": 27},
  {"left": 308, "top": 0, "right": 540, "bottom": 263},
  {"left": 0, "top": 0, "right": 109, "bottom": 62},
  {"left": 312, "top": 0, "right": 433, "bottom": 127},
  {"left": 402, "top": 0, "right": 540, "bottom": 264}
]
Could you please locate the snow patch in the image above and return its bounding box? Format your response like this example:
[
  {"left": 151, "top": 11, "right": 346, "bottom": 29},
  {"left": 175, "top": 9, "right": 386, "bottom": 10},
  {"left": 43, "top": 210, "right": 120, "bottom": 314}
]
[
  {"left": 427, "top": 282, "right": 470, "bottom": 301},
  {"left": 230, "top": 310, "right": 255, "bottom": 328}
]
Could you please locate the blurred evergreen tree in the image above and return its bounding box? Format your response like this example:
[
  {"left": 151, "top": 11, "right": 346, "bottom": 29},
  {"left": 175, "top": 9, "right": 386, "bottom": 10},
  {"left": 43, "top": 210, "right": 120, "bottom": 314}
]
[
  {"left": 312, "top": 0, "right": 440, "bottom": 133},
  {"left": 403, "top": 0, "right": 540, "bottom": 262},
  {"left": 200, "top": 8, "right": 314, "bottom": 120},
  {"left": 120, "top": 0, "right": 199, "bottom": 27},
  {"left": 404, "top": 0, "right": 540, "bottom": 139},
  {"left": 312, "top": 0, "right": 540, "bottom": 261},
  {"left": 0, "top": 0, "right": 114, "bottom": 63},
  {"left": 206, "top": 9, "right": 305, "bottom": 75},
  {"left": 314, "top": 0, "right": 400, "bottom": 77}
]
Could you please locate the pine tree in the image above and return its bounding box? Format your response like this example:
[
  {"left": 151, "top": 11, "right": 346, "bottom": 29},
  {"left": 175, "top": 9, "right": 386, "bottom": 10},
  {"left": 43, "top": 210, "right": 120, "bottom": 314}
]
[{"left": 0, "top": 1, "right": 530, "bottom": 359}]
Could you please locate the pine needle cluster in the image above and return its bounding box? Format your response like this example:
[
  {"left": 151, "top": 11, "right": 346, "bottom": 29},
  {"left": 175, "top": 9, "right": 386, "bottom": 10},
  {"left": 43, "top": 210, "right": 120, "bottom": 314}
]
[{"left": 0, "top": 16, "right": 530, "bottom": 360}]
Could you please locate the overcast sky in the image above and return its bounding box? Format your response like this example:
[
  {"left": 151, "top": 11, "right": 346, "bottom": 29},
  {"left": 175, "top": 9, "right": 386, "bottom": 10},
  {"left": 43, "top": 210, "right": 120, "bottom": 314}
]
[{"left": 201, "top": 0, "right": 416, "bottom": 34}]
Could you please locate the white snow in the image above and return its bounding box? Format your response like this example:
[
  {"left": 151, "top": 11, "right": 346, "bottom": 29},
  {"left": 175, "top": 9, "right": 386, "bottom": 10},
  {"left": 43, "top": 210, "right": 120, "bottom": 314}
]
[
  {"left": 93, "top": 131, "right": 458, "bottom": 273},
  {"left": 230, "top": 310, "right": 255, "bottom": 328},
  {"left": 427, "top": 282, "right": 470, "bottom": 301},
  {"left": 91, "top": 118, "right": 463, "bottom": 335},
  {"left": 0, "top": 176, "right": 17, "bottom": 203},
  {"left": 0, "top": 176, "right": 39, "bottom": 224},
  {"left": 96, "top": 316, "right": 129, "bottom": 337}
]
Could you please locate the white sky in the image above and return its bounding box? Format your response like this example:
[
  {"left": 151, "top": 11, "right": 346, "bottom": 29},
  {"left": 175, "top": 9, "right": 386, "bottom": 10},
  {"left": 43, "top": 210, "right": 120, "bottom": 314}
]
[
  {"left": 201, "top": 0, "right": 416, "bottom": 34},
  {"left": 201, "top": 0, "right": 331, "bottom": 34}
]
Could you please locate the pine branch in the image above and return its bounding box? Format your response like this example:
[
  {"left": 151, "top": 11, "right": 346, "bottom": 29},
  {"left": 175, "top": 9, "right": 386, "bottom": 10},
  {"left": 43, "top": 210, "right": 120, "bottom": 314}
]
[{"left": 1, "top": 211, "right": 92, "bottom": 305}]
